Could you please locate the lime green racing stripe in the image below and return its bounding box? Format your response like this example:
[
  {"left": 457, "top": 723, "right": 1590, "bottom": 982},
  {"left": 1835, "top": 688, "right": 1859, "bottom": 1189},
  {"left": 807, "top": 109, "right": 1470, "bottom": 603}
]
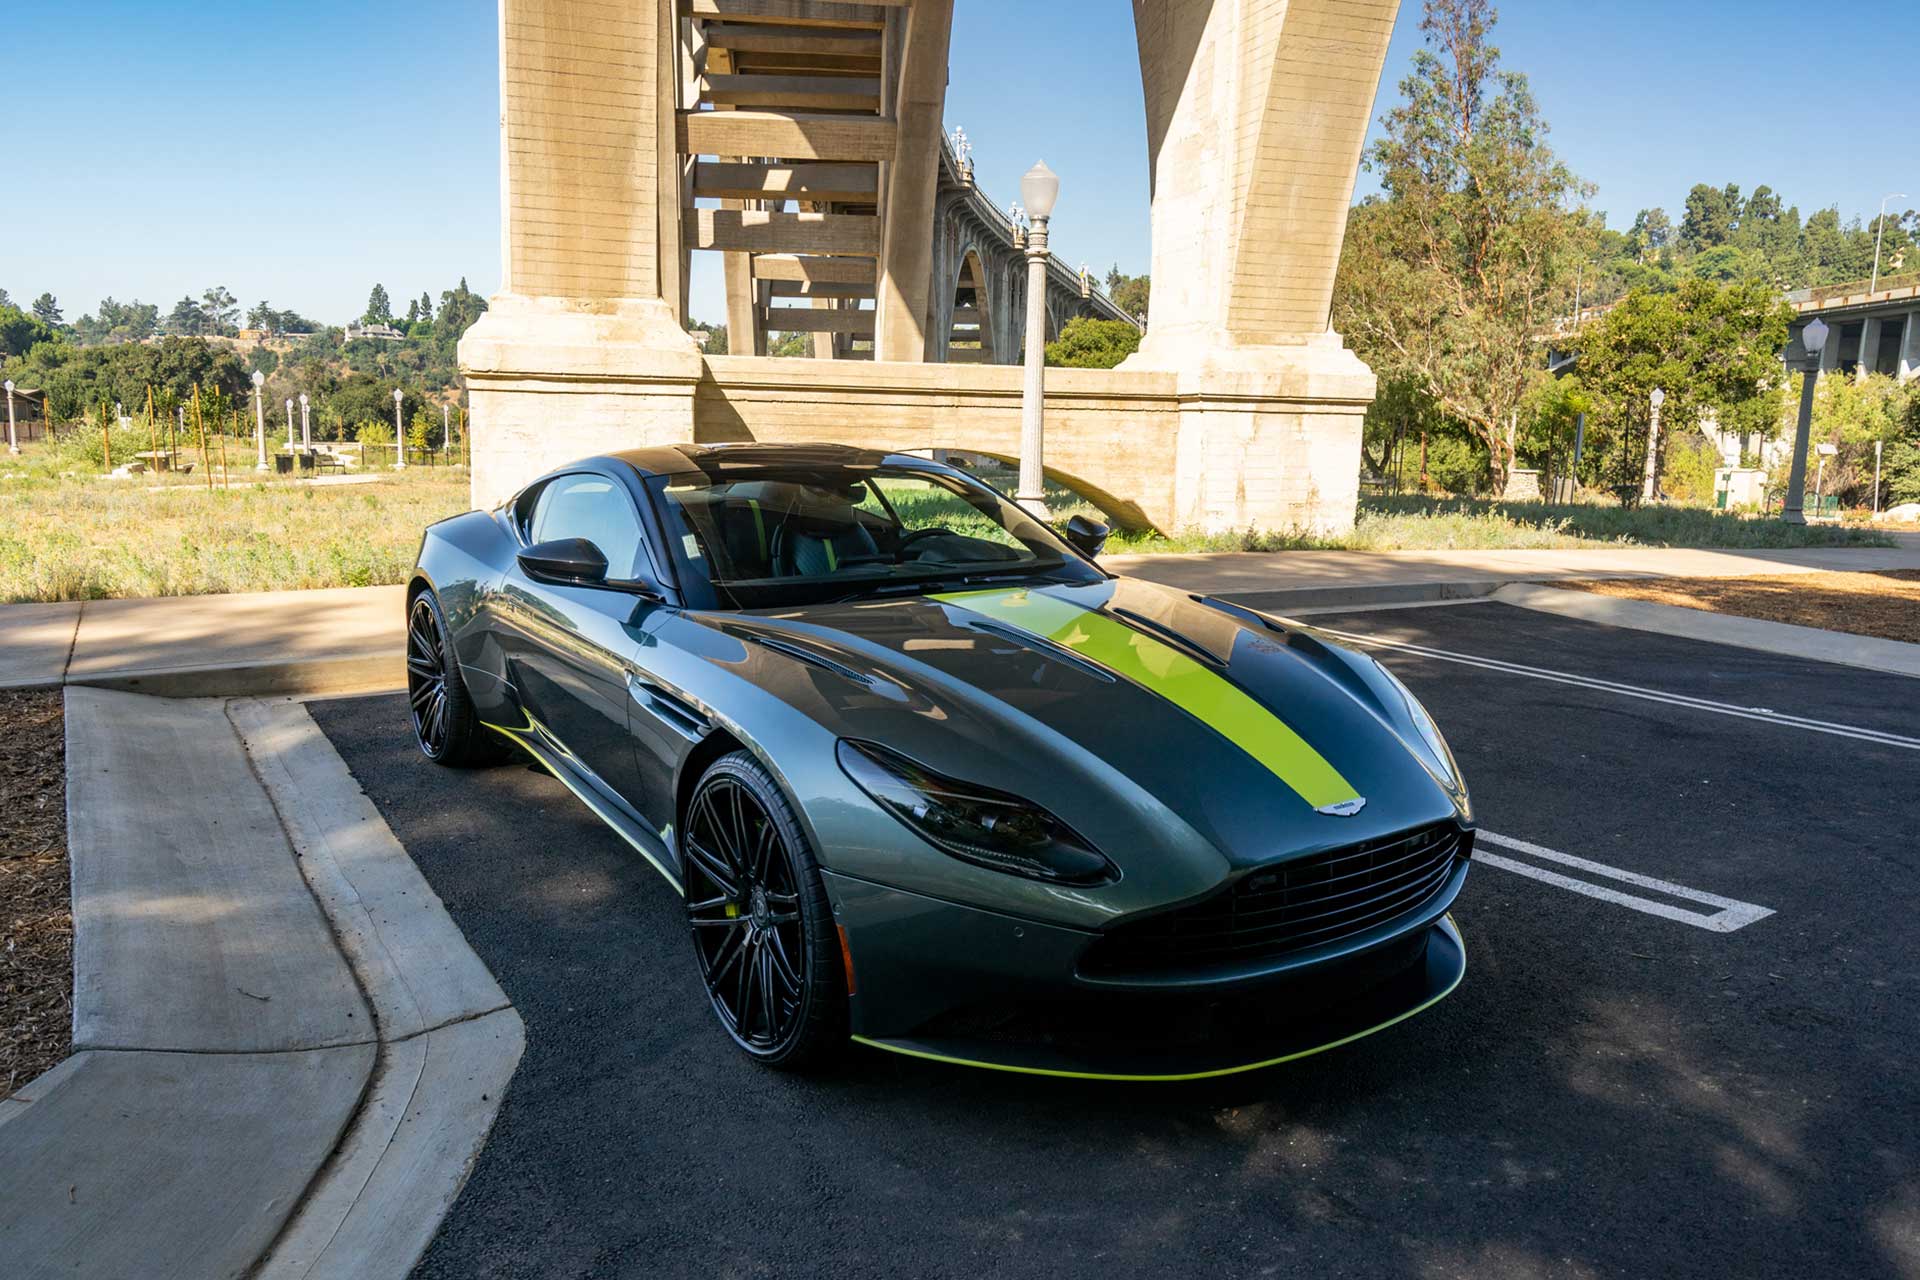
[{"left": 933, "top": 586, "right": 1359, "bottom": 811}]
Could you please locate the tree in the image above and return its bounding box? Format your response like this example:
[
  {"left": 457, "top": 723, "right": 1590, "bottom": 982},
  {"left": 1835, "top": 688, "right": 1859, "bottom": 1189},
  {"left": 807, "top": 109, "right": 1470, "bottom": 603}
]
[
  {"left": 1679, "top": 184, "right": 1736, "bottom": 253},
  {"left": 417, "top": 291, "right": 434, "bottom": 323},
  {"left": 1044, "top": 317, "right": 1141, "bottom": 369},
  {"left": 31, "top": 293, "right": 62, "bottom": 325},
  {"left": 1630, "top": 208, "right": 1673, "bottom": 261},
  {"left": 200, "top": 286, "right": 239, "bottom": 335},
  {"left": 0, "top": 304, "right": 54, "bottom": 358},
  {"left": 1103, "top": 267, "right": 1150, "bottom": 320},
  {"left": 1573, "top": 278, "right": 1791, "bottom": 490},
  {"left": 0, "top": 287, "right": 10, "bottom": 308},
  {"left": 1333, "top": 0, "right": 1589, "bottom": 494},
  {"left": 364, "top": 284, "right": 393, "bottom": 325},
  {"left": 436, "top": 278, "right": 485, "bottom": 338}
]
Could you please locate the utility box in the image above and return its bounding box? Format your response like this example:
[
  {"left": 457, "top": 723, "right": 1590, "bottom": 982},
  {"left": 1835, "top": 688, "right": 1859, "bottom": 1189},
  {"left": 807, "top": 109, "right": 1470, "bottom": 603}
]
[{"left": 1715, "top": 467, "right": 1767, "bottom": 510}]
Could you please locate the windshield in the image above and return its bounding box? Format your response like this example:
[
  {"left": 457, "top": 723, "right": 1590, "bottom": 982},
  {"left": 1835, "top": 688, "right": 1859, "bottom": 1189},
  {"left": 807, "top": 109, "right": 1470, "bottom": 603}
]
[{"left": 650, "top": 461, "right": 1103, "bottom": 609}]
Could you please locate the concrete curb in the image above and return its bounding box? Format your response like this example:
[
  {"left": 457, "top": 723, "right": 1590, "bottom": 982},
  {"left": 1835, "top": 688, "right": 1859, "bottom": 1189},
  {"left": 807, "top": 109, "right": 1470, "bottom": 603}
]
[
  {"left": 73, "top": 652, "right": 403, "bottom": 700},
  {"left": 0, "top": 690, "right": 522, "bottom": 1280},
  {"left": 1492, "top": 583, "right": 1920, "bottom": 678}
]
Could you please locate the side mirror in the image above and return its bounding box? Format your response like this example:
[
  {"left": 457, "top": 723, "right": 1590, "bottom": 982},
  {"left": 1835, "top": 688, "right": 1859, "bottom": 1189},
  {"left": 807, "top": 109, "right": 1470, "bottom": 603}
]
[
  {"left": 1062, "top": 513, "right": 1110, "bottom": 559},
  {"left": 518, "top": 537, "right": 609, "bottom": 586}
]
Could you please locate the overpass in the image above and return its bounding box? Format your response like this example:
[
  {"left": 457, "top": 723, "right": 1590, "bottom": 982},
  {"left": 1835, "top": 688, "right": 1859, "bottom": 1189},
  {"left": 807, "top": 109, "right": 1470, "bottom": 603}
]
[{"left": 461, "top": 0, "right": 1401, "bottom": 534}]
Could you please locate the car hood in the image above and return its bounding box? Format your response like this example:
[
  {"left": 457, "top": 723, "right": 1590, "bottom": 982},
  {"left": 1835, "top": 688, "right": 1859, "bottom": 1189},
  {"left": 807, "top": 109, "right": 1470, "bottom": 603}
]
[{"left": 693, "top": 577, "right": 1467, "bottom": 876}]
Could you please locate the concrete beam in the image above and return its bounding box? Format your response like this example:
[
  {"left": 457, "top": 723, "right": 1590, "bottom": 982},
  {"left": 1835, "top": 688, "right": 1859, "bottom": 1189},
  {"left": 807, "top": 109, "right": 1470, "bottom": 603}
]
[
  {"left": 873, "top": 0, "right": 954, "bottom": 362},
  {"left": 767, "top": 279, "right": 876, "bottom": 298},
  {"left": 683, "top": 0, "right": 897, "bottom": 26},
  {"left": 754, "top": 252, "right": 877, "bottom": 283},
  {"left": 689, "top": 207, "right": 881, "bottom": 255},
  {"left": 765, "top": 305, "right": 877, "bottom": 333},
  {"left": 677, "top": 109, "right": 897, "bottom": 161},
  {"left": 701, "top": 72, "right": 881, "bottom": 110},
  {"left": 701, "top": 22, "right": 884, "bottom": 57},
  {"left": 692, "top": 160, "right": 879, "bottom": 203}
]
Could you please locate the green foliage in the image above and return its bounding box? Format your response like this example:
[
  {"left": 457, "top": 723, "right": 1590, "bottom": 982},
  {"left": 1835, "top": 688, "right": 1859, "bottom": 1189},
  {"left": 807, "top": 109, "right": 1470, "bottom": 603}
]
[
  {"left": 356, "top": 418, "right": 394, "bottom": 446},
  {"left": 0, "top": 305, "right": 54, "bottom": 358},
  {"left": 30, "top": 293, "right": 62, "bottom": 326},
  {"left": 1334, "top": 0, "right": 1590, "bottom": 493},
  {"left": 1044, "top": 317, "right": 1141, "bottom": 369},
  {"left": 1790, "top": 372, "right": 1918, "bottom": 505},
  {"left": 1, "top": 336, "right": 253, "bottom": 421},
  {"left": 73, "top": 297, "right": 159, "bottom": 344},
  {"left": 1572, "top": 278, "right": 1791, "bottom": 490},
  {"left": 1659, "top": 431, "right": 1721, "bottom": 504},
  {"left": 1103, "top": 268, "right": 1150, "bottom": 320},
  {"left": 364, "top": 283, "right": 393, "bottom": 325},
  {"left": 407, "top": 406, "right": 439, "bottom": 450}
]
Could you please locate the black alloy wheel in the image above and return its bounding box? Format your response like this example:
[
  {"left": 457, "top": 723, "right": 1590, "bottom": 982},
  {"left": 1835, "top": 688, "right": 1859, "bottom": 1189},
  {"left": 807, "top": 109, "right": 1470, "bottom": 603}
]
[
  {"left": 405, "top": 589, "right": 503, "bottom": 767},
  {"left": 684, "top": 752, "right": 846, "bottom": 1068}
]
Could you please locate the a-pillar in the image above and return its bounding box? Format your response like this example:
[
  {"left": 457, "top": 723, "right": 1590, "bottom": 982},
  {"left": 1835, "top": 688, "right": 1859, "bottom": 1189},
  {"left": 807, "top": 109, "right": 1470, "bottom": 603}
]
[
  {"left": 459, "top": 0, "right": 703, "bottom": 509},
  {"left": 1120, "top": 0, "right": 1396, "bottom": 535}
]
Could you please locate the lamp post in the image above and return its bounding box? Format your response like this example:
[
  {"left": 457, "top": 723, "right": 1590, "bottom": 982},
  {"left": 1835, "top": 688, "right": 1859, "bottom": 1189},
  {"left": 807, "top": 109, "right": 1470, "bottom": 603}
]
[
  {"left": 442, "top": 402, "right": 451, "bottom": 452},
  {"left": 1871, "top": 192, "right": 1908, "bottom": 294},
  {"left": 285, "top": 398, "right": 295, "bottom": 452},
  {"left": 4, "top": 379, "right": 16, "bottom": 456},
  {"left": 1016, "top": 161, "right": 1058, "bottom": 519},
  {"left": 251, "top": 370, "right": 268, "bottom": 471},
  {"left": 1781, "top": 318, "right": 1829, "bottom": 524},
  {"left": 392, "top": 388, "right": 406, "bottom": 469},
  {"left": 1641, "top": 387, "right": 1666, "bottom": 502},
  {"left": 299, "top": 393, "right": 310, "bottom": 452}
]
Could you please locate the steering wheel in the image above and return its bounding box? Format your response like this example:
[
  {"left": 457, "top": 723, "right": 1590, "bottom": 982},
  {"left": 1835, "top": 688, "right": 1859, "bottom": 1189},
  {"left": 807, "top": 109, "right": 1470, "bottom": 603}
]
[{"left": 894, "top": 527, "right": 956, "bottom": 561}]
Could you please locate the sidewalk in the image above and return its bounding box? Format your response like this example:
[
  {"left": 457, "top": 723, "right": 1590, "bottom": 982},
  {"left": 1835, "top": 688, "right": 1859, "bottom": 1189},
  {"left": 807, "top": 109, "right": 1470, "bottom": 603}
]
[
  {"left": 0, "top": 688, "right": 522, "bottom": 1279},
  {"left": 2, "top": 546, "right": 1917, "bottom": 695}
]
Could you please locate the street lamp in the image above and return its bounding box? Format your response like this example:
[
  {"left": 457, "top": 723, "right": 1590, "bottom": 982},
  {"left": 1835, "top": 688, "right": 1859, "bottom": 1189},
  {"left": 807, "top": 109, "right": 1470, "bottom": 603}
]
[
  {"left": 251, "top": 370, "right": 268, "bottom": 472},
  {"left": 1016, "top": 161, "right": 1059, "bottom": 519},
  {"left": 285, "top": 398, "right": 295, "bottom": 452},
  {"left": 441, "top": 403, "right": 451, "bottom": 452},
  {"left": 1641, "top": 387, "right": 1666, "bottom": 502},
  {"left": 3, "top": 379, "right": 16, "bottom": 456},
  {"left": 1781, "top": 318, "right": 1829, "bottom": 524},
  {"left": 299, "top": 393, "right": 310, "bottom": 452},
  {"left": 1871, "top": 192, "right": 1907, "bottom": 293},
  {"left": 392, "top": 388, "right": 406, "bottom": 469}
]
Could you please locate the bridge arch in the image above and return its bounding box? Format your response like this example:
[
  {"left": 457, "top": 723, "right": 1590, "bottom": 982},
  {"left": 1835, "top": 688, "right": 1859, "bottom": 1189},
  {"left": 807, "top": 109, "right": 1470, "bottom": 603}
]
[{"left": 946, "top": 248, "right": 996, "bottom": 365}]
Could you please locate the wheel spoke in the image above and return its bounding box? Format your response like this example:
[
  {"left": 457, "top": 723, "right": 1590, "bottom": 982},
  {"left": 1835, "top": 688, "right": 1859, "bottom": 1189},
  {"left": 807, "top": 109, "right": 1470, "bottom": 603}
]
[
  {"left": 683, "top": 840, "right": 739, "bottom": 898},
  {"left": 767, "top": 927, "right": 802, "bottom": 993},
  {"left": 706, "top": 927, "right": 749, "bottom": 996},
  {"left": 734, "top": 933, "right": 756, "bottom": 1037},
  {"left": 689, "top": 915, "right": 746, "bottom": 930},
  {"left": 754, "top": 943, "right": 778, "bottom": 1043},
  {"left": 686, "top": 893, "right": 734, "bottom": 914}
]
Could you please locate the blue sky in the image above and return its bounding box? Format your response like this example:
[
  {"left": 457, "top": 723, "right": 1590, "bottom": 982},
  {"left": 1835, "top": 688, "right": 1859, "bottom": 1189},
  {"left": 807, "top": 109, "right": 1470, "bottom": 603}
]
[{"left": 3, "top": 1, "right": 1911, "bottom": 328}]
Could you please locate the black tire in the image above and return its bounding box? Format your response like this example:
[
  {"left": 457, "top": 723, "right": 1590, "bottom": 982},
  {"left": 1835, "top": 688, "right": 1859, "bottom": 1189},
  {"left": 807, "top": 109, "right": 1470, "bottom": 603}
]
[
  {"left": 682, "top": 751, "right": 847, "bottom": 1070},
  {"left": 406, "top": 589, "right": 506, "bottom": 767}
]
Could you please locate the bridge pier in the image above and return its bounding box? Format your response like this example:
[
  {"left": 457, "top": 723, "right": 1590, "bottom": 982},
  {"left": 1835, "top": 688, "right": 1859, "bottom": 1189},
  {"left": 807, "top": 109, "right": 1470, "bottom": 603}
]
[{"left": 462, "top": 0, "right": 1400, "bottom": 535}]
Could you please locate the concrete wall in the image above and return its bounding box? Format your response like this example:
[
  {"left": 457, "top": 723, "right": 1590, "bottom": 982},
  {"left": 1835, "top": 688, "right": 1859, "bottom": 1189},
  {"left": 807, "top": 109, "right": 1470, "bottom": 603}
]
[{"left": 468, "top": 355, "right": 1367, "bottom": 535}]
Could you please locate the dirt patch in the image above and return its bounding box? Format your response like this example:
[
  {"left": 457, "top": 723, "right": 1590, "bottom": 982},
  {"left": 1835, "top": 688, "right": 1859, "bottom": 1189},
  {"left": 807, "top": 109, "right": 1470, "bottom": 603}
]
[
  {"left": 1567, "top": 571, "right": 1920, "bottom": 645},
  {"left": 0, "top": 689, "right": 69, "bottom": 1095}
]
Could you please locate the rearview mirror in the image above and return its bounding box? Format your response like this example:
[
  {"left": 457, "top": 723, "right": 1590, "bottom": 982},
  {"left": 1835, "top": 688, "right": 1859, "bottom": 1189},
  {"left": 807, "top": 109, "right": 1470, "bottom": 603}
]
[
  {"left": 1062, "top": 514, "right": 1110, "bottom": 559},
  {"left": 518, "top": 537, "right": 609, "bottom": 586}
]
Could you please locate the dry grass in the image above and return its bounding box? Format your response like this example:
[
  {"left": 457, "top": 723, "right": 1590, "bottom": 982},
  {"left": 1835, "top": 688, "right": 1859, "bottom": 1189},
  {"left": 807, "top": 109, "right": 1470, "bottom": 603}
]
[
  {"left": 0, "top": 690, "right": 70, "bottom": 1096},
  {"left": 1567, "top": 571, "right": 1920, "bottom": 645},
  {"left": 0, "top": 446, "right": 470, "bottom": 602}
]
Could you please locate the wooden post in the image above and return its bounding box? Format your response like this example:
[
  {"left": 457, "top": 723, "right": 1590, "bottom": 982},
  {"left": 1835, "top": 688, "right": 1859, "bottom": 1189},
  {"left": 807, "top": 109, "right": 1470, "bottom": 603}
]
[
  {"left": 145, "top": 385, "right": 158, "bottom": 471},
  {"left": 193, "top": 386, "right": 210, "bottom": 491},
  {"left": 101, "top": 400, "right": 112, "bottom": 471}
]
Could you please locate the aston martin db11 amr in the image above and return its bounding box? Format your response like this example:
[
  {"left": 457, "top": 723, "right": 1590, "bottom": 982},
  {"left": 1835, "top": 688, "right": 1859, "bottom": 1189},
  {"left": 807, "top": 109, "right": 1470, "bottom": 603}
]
[{"left": 405, "top": 443, "right": 1473, "bottom": 1078}]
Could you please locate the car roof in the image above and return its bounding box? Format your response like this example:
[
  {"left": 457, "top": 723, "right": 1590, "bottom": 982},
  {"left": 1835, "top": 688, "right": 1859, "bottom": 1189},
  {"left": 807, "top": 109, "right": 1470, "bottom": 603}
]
[{"left": 606, "top": 443, "right": 944, "bottom": 480}]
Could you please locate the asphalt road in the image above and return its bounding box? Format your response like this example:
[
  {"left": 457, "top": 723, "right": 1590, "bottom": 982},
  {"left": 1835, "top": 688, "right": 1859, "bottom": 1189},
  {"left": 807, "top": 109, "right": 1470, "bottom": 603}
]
[{"left": 311, "top": 601, "right": 1920, "bottom": 1280}]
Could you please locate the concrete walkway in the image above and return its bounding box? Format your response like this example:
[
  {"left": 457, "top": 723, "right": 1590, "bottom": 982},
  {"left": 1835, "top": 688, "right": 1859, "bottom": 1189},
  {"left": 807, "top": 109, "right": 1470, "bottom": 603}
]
[
  {"left": 2, "top": 546, "right": 1916, "bottom": 696},
  {"left": 0, "top": 688, "right": 522, "bottom": 1280}
]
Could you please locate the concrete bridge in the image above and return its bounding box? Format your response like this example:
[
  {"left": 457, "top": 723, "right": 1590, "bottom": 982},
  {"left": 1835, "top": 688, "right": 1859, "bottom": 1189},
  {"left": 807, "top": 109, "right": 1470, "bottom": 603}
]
[{"left": 461, "top": 0, "right": 1402, "bottom": 534}]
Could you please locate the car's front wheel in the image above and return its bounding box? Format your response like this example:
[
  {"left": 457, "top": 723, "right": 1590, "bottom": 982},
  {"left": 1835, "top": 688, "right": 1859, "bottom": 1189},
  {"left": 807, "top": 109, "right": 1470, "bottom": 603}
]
[
  {"left": 406, "top": 589, "right": 504, "bottom": 767},
  {"left": 682, "top": 751, "right": 847, "bottom": 1069}
]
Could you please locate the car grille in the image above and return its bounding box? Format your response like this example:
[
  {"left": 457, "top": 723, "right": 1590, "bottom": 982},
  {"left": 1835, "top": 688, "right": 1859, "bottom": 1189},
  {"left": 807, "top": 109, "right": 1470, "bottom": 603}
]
[{"left": 1082, "top": 823, "right": 1469, "bottom": 977}]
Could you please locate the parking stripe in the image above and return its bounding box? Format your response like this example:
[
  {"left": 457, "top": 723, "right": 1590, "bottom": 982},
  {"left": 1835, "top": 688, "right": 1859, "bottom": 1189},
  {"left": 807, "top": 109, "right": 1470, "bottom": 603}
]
[
  {"left": 1477, "top": 830, "right": 1774, "bottom": 933},
  {"left": 1307, "top": 625, "right": 1920, "bottom": 752}
]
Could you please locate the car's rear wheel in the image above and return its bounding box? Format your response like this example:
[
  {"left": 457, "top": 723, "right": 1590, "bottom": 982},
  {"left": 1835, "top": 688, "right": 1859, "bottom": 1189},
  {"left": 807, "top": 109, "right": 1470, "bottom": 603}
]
[
  {"left": 683, "top": 751, "right": 846, "bottom": 1069},
  {"left": 406, "top": 590, "right": 503, "bottom": 767}
]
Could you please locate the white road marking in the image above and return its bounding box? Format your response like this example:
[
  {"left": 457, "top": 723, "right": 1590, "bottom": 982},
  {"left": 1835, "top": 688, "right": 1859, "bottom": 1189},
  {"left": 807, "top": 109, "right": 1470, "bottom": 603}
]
[
  {"left": 1476, "top": 830, "right": 1774, "bottom": 933},
  {"left": 1310, "top": 625, "right": 1920, "bottom": 752}
]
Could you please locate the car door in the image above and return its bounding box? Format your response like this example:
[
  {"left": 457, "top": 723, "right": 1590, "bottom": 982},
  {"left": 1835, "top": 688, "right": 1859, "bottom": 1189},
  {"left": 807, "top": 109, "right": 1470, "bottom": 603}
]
[{"left": 497, "top": 471, "right": 655, "bottom": 807}]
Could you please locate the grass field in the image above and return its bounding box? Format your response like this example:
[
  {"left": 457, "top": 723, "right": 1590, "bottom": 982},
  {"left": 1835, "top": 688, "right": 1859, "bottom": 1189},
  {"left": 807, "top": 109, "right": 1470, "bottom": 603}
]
[
  {"left": 0, "top": 444, "right": 1890, "bottom": 604},
  {"left": 0, "top": 442, "right": 468, "bottom": 602}
]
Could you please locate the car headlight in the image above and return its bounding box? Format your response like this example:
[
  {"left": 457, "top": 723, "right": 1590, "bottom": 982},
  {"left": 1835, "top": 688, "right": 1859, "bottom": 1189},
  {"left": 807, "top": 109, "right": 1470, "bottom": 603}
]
[
  {"left": 1371, "top": 660, "right": 1470, "bottom": 807},
  {"left": 837, "top": 740, "right": 1118, "bottom": 886}
]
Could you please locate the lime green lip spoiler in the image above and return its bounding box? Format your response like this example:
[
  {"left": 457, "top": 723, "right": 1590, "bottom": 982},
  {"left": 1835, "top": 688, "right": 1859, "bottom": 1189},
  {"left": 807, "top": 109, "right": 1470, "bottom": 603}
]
[{"left": 933, "top": 587, "right": 1362, "bottom": 812}]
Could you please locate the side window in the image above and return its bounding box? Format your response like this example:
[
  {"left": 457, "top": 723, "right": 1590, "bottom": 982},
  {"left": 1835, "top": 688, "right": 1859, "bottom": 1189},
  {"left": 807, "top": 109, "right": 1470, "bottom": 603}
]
[{"left": 529, "top": 474, "right": 647, "bottom": 579}]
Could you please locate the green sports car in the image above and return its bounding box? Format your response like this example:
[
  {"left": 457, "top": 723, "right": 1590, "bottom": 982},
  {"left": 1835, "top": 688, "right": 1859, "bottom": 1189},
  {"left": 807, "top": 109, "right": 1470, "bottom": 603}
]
[{"left": 405, "top": 444, "right": 1472, "bottom": 1079}]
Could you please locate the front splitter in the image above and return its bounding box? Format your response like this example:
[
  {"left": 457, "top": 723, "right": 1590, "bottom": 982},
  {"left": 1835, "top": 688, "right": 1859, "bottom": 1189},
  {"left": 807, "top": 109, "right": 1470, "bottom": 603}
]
[{"left": 852, "top": 915, "right": 1465, "bottom": 1082}]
